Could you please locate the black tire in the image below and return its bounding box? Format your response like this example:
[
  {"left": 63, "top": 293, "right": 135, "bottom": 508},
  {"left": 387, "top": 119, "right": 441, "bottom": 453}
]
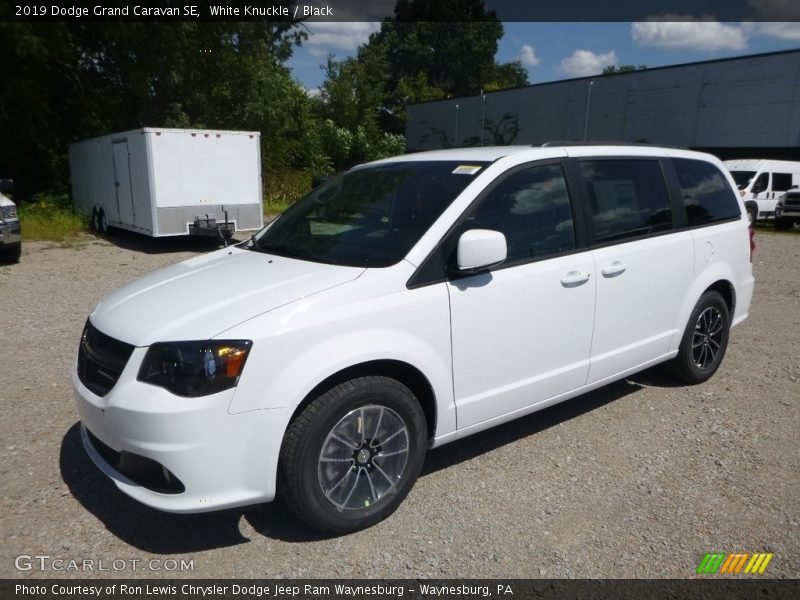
[
  {"left": 97, "top": 209, "right": 108, "bottom": 235},
  {"left": 0, "top": 242, "right": 21, "bottom": 264},
  {"left": 278, "top": 376, "right": 428, "bottom": 534},
  {"left": 91, "top": 208, "right": 100, "bottom": 232},
  {"left": 745, "top": 204, "right": 758, "bottom": 224},
  {"left": 668, "top": 290, "right": 730, "bottom": 384},
  {"left": 774, "top": 217, "right": 791, "bottom": 232}
]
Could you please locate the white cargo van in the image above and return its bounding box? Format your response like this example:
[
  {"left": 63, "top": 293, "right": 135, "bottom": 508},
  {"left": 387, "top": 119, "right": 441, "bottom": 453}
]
[
  {"left": 68, "top": 128, "right": 264, "bottom": 240},
  {"left": 723, "top": 159, "right": 800, "bottom": 223}
]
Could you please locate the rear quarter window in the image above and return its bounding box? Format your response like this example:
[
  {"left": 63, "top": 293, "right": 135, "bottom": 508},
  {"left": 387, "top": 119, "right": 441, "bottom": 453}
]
[
  {"left": 579, "top": 159, "right": 673, "bottom": 244},
  {"left": 672, "top": 158, "right": 741, "bottom": 226}
]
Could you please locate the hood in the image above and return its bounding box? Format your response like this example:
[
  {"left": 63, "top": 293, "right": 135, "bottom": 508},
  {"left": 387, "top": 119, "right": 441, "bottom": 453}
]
[{"left": 90, "top": 246, "right": 364, "bottom": 346}]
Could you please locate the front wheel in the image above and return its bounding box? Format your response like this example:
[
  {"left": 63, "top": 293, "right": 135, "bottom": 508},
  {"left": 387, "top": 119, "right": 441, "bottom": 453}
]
[
  {"left": 667, "top": 290, "right": 730, "bottom": 384},
  {"left": 278, "top": 376, "right": 428, "bottom": 534},
  {"left": 746, "top": 204, "right": 758, "bottom": 224},
  {"left": 0, "top": 242, "right": 21, "bottom": 264}
]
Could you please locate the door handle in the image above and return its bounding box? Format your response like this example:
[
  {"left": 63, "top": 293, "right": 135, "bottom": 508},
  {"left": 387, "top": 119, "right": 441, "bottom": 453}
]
[
  {"left": 560, "top": 271, "right": 590, "bottom": 287},
  {"left": 601, "top": 261, "right": 627, "bottom": 277}
]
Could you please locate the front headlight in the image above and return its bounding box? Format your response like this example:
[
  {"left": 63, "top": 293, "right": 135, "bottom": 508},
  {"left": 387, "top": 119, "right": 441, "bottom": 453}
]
[
  {"left": 1, "top": 204, "right": 17, "bottom": 220},
  {"left": 137, "top": 340, "right": 252, "bottom": 397}
]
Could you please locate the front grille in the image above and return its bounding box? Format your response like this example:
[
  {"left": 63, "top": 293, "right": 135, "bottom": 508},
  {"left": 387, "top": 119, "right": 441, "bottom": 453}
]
[
  {"left": 77, "top": 321, "right": 134, "bottom": 396},
  {"left": 783, "top": 196, "right": 800, "bottom": 208}
]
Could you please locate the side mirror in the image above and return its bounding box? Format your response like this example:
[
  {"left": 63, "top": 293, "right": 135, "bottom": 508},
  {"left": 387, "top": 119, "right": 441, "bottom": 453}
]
[
  {"left": 0, "top": 179, "right": 14, "bottom": 193},
  {"left": 455, "top": 229, "right": 507, "bottom": 273}
]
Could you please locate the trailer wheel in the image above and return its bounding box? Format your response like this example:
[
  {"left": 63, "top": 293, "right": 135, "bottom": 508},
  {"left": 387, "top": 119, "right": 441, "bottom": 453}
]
[
  {"left": 91, "top": 208, "right": 100, "bottom": 233},
  {"left": 97, "top": 209, "right": 108, "bottom": 235}
]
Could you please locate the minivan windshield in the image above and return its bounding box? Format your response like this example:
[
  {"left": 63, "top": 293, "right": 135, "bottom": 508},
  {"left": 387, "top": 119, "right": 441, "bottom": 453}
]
[
  {"left": 729, "top": 170, "right": 756, "bottom": 190},
  {"left": 251, "top": 161, "right": 488, "bottom": 267}
]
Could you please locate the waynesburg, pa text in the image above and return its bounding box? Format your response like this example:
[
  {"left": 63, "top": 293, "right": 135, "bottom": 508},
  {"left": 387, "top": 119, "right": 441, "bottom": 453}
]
[{"left": 15, "top": 583, "right": 513, "bottom": 598}]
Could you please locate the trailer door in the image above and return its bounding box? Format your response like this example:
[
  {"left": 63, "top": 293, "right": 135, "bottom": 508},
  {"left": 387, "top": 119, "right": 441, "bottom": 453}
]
[{"left": 112, "top": 141, "right": 135, "bottom": 227}]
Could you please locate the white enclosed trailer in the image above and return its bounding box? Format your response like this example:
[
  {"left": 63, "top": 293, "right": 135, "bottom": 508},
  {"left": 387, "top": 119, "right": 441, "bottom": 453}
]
[{"left": 68, "top": 128, "right": 263, "bottom": 238}]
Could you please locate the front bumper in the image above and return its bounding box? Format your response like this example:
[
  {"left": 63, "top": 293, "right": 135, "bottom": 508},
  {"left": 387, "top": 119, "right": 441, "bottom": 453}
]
[
  {"left": 73, "top": 345, "right": 292, "bottom": 513},
  {"left": 0, "top": 219, "right": 21, "bottom": 245}
]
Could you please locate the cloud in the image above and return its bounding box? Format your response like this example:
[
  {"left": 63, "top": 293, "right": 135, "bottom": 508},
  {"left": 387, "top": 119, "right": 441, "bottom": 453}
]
[
  {"left": 750, "top": 22, "right": 800, "bottom": 41},
  {"left": 518, "top": 44, "right": 540, "bottom": 67},
  {"left": 558, "top": 50, "right": 617, "bottom": 77},
  {"left": 631, "top": 18, "right": 747, "bottom": 51},
  {"left": 307, "top": 46, "right": 329, "bottom": 58},
  {"left": 303, "top": 22, "right": 381, "bottom": 54}
]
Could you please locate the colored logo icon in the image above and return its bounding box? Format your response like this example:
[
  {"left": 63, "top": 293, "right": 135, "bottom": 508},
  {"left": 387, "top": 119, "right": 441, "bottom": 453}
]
[{"left": 697, "top": 552, "right": 774, "bottom": 574}]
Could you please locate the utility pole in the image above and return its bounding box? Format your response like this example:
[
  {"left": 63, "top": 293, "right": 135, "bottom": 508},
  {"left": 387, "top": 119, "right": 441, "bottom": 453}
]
[
  {"left": 454, "top": 104, "right": 460, "bottom": 147},
  {"left": 480, "top": 90, "right": 486, "bottom": 147},
  {"left": 583, "top": 80, "right": 594, "bottom": 141}
]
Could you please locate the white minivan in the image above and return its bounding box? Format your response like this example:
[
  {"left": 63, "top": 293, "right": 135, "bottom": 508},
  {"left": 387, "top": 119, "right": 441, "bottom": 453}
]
[
  {"left": 73, "top": 145, "right": 754, "bottom": 533},
  {"left": 723, "top": 159, "right": 800, "bottom": 223}
]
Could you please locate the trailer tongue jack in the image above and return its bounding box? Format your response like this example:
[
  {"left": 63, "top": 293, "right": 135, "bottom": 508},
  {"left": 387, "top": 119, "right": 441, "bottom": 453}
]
[{"left": 189, "top": 207, "right": 234, "bottom": 246}]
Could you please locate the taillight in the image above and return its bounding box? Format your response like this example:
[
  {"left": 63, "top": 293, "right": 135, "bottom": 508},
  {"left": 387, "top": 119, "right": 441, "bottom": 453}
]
[{"left": 749, "top": 224, "right": 756, "bottom": 263}]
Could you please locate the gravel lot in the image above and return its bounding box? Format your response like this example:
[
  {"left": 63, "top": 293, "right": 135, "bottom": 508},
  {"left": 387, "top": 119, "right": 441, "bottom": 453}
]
[{"left": 1, "top": 230, "right": 798, "bottom": 579}]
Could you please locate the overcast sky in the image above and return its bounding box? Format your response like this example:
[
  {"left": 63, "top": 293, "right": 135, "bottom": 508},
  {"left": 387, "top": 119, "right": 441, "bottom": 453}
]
[{"left": 286, "top": 21, "right": 800, "bottom": 92}]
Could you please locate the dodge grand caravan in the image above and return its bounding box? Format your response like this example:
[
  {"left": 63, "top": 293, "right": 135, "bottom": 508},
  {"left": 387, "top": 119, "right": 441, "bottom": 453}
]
[{"left": 73, "top": 145, "right": 754, "bottom": 533}]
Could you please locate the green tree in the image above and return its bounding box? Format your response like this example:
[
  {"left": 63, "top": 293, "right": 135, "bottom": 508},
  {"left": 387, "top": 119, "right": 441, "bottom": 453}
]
[
  {"left": 602, "top": 64, "right": 647, "bottom": 75},
  {"left": 372, "top": 0, "right": 528, "bottom": 126},
  {"left": 315, "top": 46, "right": 404, "bottom": 170},
  {"left": 317, "top": 0, "right": 528, "bottom": 159},
  {"left": 0, "top": 18, "right": 317, "bottom": 199}
]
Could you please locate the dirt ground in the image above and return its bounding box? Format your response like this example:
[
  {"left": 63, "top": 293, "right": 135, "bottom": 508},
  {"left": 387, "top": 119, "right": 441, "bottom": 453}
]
[{"left": 1, "top": 230, "right": 798, "bottom": 579}]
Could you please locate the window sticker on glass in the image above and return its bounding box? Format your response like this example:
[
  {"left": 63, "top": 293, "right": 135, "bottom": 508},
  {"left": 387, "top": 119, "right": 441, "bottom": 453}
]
[{"left": 452, "top": 165, "right": 483, "bottom": 175}]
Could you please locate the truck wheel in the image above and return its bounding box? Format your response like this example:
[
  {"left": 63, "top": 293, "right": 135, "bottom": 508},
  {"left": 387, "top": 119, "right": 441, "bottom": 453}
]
[
  {"left": 774, "top": 217, "right": 791, "bottom": 231},
  {"left": 278, "top": 376, "right": 428, "bottom": 534},
  {"left": 0, "top": 242, "right": 21, "bottom": 264},
  {"left": 668, "top": 291, "right": 730, "bottom": 385},
  {"left": 91, "top": 208, "right": 100, "bottom": 232},
  {"left": 746, "top": 204, "right": 757, "bottom": 224}
]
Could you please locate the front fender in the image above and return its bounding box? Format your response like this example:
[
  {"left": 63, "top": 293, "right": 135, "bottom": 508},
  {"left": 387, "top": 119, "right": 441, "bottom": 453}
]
[{"left": 224, "top": 276, "right": 456, "bottom": 438}]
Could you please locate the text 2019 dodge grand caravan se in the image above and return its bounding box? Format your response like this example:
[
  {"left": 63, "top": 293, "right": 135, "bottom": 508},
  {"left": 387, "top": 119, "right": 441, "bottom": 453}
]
[{"left": 73, "top": 145, "right": 754, "bottom": 533}]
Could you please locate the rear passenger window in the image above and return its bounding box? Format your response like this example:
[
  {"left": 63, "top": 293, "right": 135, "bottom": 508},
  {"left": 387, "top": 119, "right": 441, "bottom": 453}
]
[
  {"left": 672, "top": 158, "right": 741, "bottom": 226},
  {"left": 468, "top": 164, "right": 575, "bottom": 263},
  {"left": 772, "top": 173, "right": 794, "bottom": 192},
  {"left": 579, "top": 159, "right": 672, "bottom": 244}
]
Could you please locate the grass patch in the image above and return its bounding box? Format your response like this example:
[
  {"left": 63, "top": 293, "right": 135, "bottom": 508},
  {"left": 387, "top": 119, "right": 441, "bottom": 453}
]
[
  {"left": 755, "top": 222, "right": 800, "bottom": 235},
  {"left": 18, "top": 193, "right": 88, "bottom": 244}
]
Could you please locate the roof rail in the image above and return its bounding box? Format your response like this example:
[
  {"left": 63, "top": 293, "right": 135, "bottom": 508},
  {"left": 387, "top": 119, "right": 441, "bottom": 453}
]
[{"left": 540, "top": 140, "right": 685, "bottom": 149}]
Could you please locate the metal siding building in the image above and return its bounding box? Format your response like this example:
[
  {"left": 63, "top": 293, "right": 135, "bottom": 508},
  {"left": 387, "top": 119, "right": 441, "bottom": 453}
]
[{"left": 405, "top": 50, "right": 800, "bottom": 158}]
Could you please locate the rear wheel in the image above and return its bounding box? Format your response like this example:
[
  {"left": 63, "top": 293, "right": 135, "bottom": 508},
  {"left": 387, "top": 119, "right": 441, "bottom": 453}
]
[
  {"left": 278, "top": 376, "right": 427, "bottom": 534},
  {"left": 0, "top": 242, "right": 21, "bottom": 264},
  {"left": 91, "top": 208, "right": 108, "bottom": 234},
  {"left": 668, "top": 290, "right": 730, "bottom": 384}
]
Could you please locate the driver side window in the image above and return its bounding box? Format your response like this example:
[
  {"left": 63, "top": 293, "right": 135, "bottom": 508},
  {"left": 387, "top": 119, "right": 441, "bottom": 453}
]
[
  {"left": 467, "top": 164, "right": 576, "bottom": 264},
  {"left": 752, "top": 172, "right": 769, "bottom": 194}
]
